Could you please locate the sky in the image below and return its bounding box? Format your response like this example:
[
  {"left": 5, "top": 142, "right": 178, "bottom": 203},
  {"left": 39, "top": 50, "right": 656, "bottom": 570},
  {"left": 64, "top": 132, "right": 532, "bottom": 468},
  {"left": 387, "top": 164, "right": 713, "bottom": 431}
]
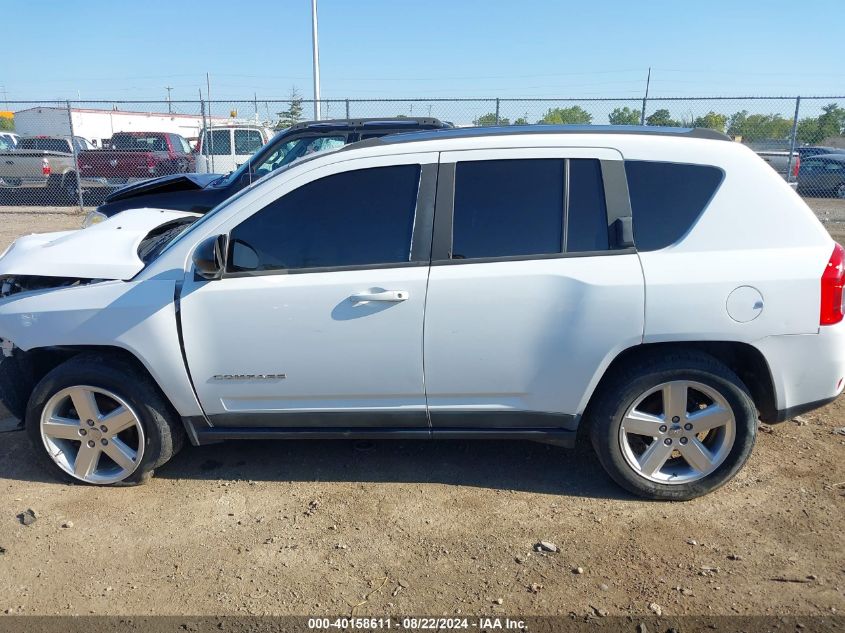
[{"left": 2, "top": 0, "right": 844, "bottom": 105}]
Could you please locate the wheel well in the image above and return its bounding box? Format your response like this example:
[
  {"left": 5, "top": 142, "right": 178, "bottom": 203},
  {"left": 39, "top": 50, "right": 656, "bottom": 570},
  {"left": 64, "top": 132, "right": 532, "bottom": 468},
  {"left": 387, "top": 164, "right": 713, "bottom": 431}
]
[
  {"left": 4, "top": 345, "right": 164, "bottom": 419},
  {"left": 585, "top": 341, "right": 777, "bottom": 424}
]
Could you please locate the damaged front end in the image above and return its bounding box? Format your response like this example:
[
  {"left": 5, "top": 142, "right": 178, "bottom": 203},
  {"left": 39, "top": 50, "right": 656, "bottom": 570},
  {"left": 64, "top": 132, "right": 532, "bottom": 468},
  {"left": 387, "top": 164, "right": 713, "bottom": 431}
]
[
  {"left": 0, "top": 208, "right": 200, "bottom": 423},
  {"left": 1, "top": 276, "right": 97, "bottom": 423},
  {"left": 1, "top": 275, "right": 94, "bottom": 299}
]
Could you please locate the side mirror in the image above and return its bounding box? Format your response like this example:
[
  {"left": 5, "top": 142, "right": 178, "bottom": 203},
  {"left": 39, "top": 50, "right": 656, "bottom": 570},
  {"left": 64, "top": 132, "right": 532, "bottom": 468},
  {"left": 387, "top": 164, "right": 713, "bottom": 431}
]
[{"left": 193, "top": 234, "right": 227, "bottom": 280}]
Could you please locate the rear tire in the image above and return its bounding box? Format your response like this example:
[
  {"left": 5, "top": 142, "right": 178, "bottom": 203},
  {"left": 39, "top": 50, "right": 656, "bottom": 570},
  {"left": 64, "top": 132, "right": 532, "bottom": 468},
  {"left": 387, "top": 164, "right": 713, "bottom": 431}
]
[
  {"left": 25, "top": 353, "right": 185, "bottom": 485},
  {"left": 48, "top": 175, "right": 79, "bottom": 205},
  {"left": 588, "top": 350, "right": 757, "bottom": 500}
]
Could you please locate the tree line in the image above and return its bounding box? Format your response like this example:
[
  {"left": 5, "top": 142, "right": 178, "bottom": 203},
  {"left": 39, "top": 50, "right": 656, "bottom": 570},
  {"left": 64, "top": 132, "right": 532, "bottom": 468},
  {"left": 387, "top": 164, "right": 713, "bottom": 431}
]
[{"left": 473, "top": 103, "right": 845, "bottom": 145}]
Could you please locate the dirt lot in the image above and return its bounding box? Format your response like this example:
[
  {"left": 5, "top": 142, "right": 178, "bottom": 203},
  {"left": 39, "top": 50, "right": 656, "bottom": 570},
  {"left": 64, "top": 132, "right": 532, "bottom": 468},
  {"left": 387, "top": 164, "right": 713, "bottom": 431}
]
[{"left": 0, "top": 200, "right": 843, "bottom": 619}]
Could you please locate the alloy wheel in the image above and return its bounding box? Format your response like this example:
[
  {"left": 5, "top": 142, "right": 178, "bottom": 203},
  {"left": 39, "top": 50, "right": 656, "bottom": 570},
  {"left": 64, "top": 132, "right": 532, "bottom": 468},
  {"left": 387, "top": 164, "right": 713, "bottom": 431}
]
[
  {"left": 618, "top": 380, "right": 736, "bottom": 484},
  {"left": 39, "top": 385, "right": 145, "bottom": 484}
]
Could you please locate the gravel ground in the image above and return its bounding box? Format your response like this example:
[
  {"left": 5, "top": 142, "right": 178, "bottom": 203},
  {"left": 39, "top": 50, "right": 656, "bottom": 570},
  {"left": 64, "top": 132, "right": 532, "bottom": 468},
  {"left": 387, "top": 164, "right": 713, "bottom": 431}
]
[{"left": 0, "top": 199, "right": 843, "bottom": 618}]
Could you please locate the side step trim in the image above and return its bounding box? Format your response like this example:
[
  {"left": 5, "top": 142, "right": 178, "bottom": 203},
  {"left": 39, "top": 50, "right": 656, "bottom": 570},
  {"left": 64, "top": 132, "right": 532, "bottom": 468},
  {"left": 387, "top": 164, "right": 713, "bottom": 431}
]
[{"left": 189, "top": 425, "right": 576, "bottom": 448}]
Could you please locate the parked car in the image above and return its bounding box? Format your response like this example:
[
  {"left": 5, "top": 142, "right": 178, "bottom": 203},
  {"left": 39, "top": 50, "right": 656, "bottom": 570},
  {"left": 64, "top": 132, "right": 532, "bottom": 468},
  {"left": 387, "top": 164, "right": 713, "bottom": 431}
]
[
  {"left": 85, "top": 118, "right": 450, "bottom": 226},
  {"left": 0, "top": 125, "right": 841, "bottom": 500},
  {"left": 797, "top": 146, "right": 843, "bottom": 161},
  {"left": 755, "top": 149, "right": 800, "bottom": 185},
  {"left": 77, "top": 132, "right": 195, "bottom": 195},
  {"left": 0, "top": 135, "right": 93, "bottom": 202},
  {"left": 797, "top": 153, "right": 845, "bottom": 198},
  {"left": 195, "top": 124, "right": 273, "bottom": 175},
  {"left": 0, "top": 132, "right": 19, "bottom": 149}
]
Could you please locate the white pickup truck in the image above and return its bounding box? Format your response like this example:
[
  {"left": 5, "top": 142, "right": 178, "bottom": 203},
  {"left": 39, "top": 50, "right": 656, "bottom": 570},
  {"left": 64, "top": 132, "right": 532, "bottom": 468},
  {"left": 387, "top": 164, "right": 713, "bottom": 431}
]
[{"left": 0, "top": 136, "right": 93, "bottom": 202}]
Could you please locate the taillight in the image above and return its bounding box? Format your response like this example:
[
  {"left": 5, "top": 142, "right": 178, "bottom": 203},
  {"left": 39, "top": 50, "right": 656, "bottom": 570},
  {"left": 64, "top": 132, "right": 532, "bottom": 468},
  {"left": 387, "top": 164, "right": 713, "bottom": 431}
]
[
  {"left": 41, "top": 158, "right": 50, "bottom": 177},
  {"left": 792, "top": 154, "right": 801, "bottom": 179},
  {"left": 821, "top": 243, "right": 845, "bottom": 326},
  {"left": 146, "top": 154, "right": 156, "bottom": 174}
]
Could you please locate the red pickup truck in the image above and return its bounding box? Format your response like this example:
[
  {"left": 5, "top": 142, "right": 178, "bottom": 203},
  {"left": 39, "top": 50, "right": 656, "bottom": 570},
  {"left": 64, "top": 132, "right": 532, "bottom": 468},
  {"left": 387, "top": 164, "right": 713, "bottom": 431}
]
[{"left": 78, "top": 132, "right": 195, "bottom": 193}]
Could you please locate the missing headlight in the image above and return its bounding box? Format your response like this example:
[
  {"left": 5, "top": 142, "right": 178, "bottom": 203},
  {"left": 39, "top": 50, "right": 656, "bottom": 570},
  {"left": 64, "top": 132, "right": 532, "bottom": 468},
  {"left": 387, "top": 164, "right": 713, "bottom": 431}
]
[{"left": 0, "top": 276, "right": 95, "bottom": 299}]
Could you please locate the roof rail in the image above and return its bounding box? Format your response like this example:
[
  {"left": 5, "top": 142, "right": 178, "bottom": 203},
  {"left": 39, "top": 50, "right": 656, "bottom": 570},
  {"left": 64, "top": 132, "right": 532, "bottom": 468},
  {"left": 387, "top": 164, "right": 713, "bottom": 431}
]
[{"left": 368, "top": 124, "right": 731, "bottom": 145}]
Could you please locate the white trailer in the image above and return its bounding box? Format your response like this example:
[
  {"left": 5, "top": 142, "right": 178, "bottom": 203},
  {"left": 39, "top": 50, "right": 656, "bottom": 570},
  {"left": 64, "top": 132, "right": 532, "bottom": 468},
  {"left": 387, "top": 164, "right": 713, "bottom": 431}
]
[{"left": 13, "top": 107, "right": 227, "bottom": 148}]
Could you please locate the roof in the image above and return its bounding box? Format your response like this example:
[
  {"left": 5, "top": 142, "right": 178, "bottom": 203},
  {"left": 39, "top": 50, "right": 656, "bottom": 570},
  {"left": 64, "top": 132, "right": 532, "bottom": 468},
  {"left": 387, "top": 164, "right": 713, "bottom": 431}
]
[
  {"left": 349, "top": 124, "right": 730, "bottom": 150},
  {"left": 806, "top": 152, "right": 845, "bottom": 161}
]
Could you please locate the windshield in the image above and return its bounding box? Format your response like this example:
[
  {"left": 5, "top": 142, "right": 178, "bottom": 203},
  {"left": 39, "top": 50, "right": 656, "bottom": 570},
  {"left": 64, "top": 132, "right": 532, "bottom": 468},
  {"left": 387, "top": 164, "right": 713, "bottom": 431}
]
[{"left": 215, "top": 134, "right": 346, "bottom": 187}]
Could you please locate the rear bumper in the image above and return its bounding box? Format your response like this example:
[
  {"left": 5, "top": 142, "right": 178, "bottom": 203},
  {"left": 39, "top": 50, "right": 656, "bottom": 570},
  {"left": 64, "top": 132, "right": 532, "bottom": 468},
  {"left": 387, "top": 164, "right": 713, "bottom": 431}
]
[
  {"left": 772, "top": 394, "right": 840, "bottom": 423},
  {"left": 754, "top": 321, "right": 845, "bottom": 421},
  {"left": 0, "top": 177, "right": 49, "bottom": 189}
]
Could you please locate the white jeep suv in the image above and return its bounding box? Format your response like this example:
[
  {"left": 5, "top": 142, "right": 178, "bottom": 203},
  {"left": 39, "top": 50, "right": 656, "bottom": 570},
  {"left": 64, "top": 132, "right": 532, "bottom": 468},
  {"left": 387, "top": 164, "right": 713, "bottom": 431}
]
[{"left": 0, "top": 125, "right": 842, "bottom": 500}]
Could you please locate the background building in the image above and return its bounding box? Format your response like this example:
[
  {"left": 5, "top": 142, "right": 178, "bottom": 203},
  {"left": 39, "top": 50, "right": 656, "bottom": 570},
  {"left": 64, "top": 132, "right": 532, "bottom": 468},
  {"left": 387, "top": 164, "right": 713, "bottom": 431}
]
[{"left": 12, "top": 106, "right": 227, "bottom": 147}]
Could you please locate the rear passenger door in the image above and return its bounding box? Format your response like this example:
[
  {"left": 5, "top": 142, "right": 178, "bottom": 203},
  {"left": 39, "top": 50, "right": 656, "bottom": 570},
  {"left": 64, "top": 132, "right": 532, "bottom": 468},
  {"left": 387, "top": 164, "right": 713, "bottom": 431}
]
[{"left": 423, "top": 149, "right": 645, "bottom": 430}]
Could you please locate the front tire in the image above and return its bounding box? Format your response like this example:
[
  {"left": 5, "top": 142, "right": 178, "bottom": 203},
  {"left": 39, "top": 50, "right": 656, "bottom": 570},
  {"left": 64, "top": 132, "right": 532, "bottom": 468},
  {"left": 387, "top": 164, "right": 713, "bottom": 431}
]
[
  {"left": 588, "top": 350, "right": 757, "bottom": 500},
  {"left": 25, "top": 353, "right": 185, "bottom": 485}
]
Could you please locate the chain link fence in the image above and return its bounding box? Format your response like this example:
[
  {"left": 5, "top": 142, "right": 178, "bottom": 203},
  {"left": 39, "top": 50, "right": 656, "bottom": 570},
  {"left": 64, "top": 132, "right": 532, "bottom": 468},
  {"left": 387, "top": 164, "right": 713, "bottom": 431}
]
[{"left": 1, "top": 96, "right": 844, "bottom": 211}]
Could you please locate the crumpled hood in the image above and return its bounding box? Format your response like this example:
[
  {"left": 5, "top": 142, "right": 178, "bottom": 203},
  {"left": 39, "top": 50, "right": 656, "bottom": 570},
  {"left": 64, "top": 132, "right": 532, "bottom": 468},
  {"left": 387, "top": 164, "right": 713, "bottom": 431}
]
[
  {"left": 104, "top": 172, "right": 222, "bottom": 203},
  {"left": 0, "top": 208, "right": 200, "bottom": 281}
]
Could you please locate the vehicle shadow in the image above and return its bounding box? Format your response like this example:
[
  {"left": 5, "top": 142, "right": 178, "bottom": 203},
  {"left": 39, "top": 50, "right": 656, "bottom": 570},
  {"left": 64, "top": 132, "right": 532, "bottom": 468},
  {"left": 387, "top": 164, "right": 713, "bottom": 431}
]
[{"left": 0, "top": 427, "right": 633, "bottom": 500}]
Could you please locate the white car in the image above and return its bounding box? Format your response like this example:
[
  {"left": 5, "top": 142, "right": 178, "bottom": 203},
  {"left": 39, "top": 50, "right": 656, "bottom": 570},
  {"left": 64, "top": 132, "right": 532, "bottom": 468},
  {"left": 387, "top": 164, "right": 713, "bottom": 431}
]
[
  {"left": 0, "top": 132, "right": 20, "bottom": 149},
  {"left": 195, "top": 124, "right": 273, "bottom": 175},
  {"left": 0, "top": 126, "right": 842, "bottom": 499}
]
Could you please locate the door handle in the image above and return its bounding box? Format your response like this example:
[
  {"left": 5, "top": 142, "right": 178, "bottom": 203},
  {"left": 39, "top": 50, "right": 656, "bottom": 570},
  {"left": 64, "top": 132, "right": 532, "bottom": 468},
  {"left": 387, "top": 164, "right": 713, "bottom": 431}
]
[{"left": 350, "top": 290, "right": 409, "bottom": 303}]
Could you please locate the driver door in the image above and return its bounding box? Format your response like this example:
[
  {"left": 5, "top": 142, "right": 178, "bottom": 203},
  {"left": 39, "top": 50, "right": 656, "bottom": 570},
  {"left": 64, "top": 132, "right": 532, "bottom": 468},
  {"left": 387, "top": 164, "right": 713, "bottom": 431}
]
[{"left": 179, "top": 153, "right": 437, "bottom": 429}]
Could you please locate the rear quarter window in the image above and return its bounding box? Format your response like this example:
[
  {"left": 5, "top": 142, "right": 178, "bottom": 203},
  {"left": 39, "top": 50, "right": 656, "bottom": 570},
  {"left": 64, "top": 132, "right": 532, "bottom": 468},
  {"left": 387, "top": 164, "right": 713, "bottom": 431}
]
[{"left": 625, "top": 161, "right": 724, "bottom": 251}]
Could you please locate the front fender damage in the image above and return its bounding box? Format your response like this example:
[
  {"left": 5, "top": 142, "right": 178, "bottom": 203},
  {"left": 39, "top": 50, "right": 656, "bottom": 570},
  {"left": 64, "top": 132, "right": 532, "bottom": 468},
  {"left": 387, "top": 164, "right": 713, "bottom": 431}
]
[{"left": 0, "top": 277, "right": 94, "bottom": 423}]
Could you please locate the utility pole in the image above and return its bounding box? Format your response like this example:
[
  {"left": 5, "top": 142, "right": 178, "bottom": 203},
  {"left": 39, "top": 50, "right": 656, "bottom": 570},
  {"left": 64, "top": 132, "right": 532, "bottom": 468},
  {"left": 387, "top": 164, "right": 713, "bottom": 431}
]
[
  {"left": 205, "top": 74, "right": 215, "bottom": 172},
  {"left": 311, "top": 0, "right": 321, "bottom": 120},
  {"left": 165, "top": 86, "right": 173, "bottom": 113},
  {"left": 640, "top": 67, "right": 651, "bottom": 126}
]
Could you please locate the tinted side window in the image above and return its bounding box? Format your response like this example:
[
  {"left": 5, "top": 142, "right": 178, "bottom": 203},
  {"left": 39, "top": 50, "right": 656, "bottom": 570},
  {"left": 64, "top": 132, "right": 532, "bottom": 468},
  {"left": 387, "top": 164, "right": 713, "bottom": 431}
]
[
  {"left": 452, "top": 159, "right": 564, "bottom": 259},
  {"left": 625, "top": 161, "right": 724, "bottom": 251},
  {"left": 229, "top": 165, "right": 421, "bottom": 272},
  {"left": 567, "top": 159, "right": 609, "bottom": 252}
]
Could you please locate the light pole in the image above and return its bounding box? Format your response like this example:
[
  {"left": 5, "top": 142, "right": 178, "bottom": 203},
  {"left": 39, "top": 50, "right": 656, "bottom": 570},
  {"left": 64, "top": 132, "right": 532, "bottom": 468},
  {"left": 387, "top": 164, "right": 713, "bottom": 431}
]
[{"left": 311, "top": 0, "right": 321, "bottom": 120}]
